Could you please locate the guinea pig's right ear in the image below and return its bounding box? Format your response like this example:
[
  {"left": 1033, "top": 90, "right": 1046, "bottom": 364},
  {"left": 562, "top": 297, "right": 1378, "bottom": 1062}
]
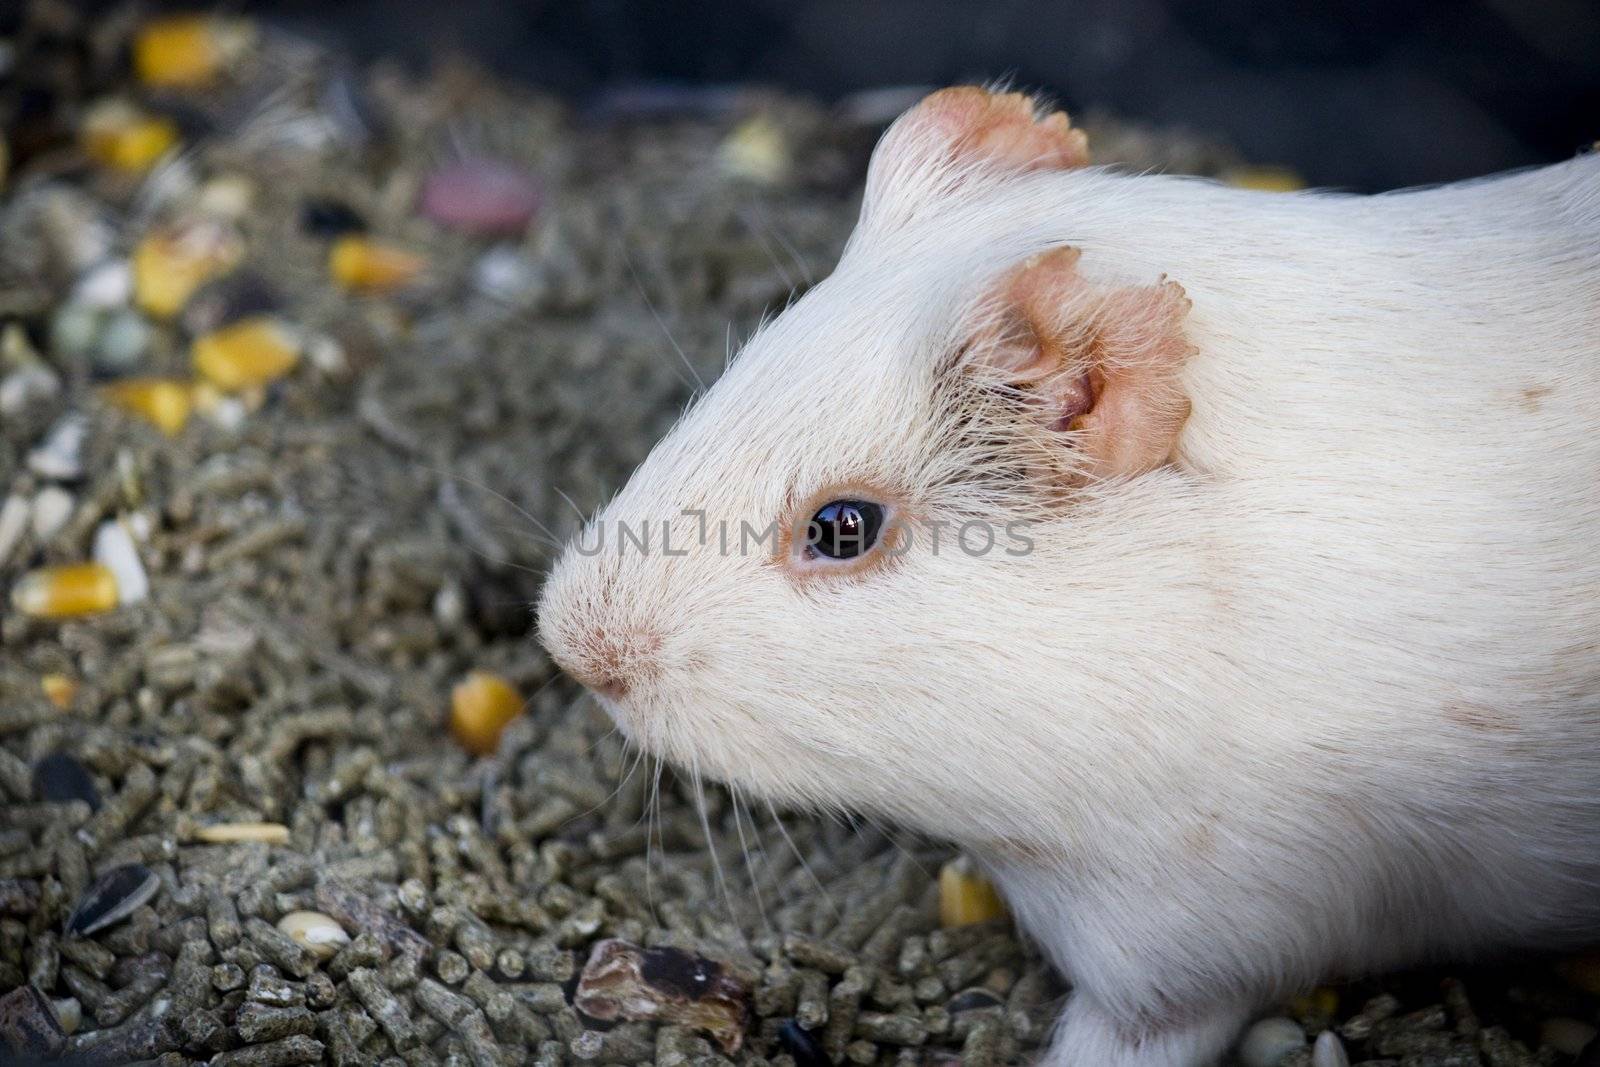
[
  {"left": 967, "top": 246, "right": 1196, "bottom": 482},
  {"left": 859, "top": 87, "right": 1090, "bottom": 234}
]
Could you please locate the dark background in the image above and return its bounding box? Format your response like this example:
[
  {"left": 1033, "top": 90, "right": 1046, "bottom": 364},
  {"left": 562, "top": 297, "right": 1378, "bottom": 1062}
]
[{"left": 148, "top": 0, "right": 1600, "bottom": 190}]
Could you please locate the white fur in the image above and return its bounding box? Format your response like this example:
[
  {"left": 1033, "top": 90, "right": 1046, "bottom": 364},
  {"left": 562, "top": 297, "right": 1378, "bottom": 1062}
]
[{"left": 540, "top": 99, "right": 1600, "bottom": 1066}]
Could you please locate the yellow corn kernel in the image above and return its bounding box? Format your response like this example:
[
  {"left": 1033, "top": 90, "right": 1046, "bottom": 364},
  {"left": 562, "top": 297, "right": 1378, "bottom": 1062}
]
[
  {"left": 938, "top": 857, "right": 1006, "bottom": 927},
  {"left": 133, "top": 222, "right": 243, "bottom": 319},
  {"left": 192, "top": 318, "right": 301, "bottom": 391},
  {"left": 11, "top": 563, "right": 119, "bottom": 619},
  {"left": 40, "top": 673, "right": 78, "bottom": 709},
  {"left": 329, "top": 236, "right": 426, "bottom": 293},
  {"left": 450, "top": 671, "right": 524, "bottom": 756},
  {"left": 82, "top": 100, "right": 179, "bottom": 173},
  {"left": 102, "top": 378, "right": 194, "bottom": 436},
  {"left": 1223, "top": 165, "right": 1306, "bottom": 193},
  {"left": 134, "top": 16, "right": 252, "bottom": 88}
]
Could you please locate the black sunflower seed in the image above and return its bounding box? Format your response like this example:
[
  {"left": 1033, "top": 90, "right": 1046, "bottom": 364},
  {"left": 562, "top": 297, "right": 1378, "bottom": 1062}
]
[
  {"left": 67, "top": 863, "right": 160, "bottom": 936},
  {"left": 33, "top": 752, "right": 100, "bottom": 810},
  {"left": 946, "top": 988, "right": 1005, "bottom": 1014},
  {"left": 777, "top": 1019, "right": 832, "bottom": 1067},
  {"left": 301, "top": 199, "right": 367, "bottom": 238}
]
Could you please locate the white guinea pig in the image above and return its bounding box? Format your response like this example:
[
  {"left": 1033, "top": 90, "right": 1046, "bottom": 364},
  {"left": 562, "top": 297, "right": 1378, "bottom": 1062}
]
[{"left": 538, "top": 87, "right": 1600, "bottom": 1066}]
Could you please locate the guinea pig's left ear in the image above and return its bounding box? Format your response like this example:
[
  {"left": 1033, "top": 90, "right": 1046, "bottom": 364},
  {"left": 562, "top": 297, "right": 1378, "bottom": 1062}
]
[
  {"left": 861, "top": 87, "right": 1089, "bottom": 233},
  {"left": 970, "top": 246, "right": 1196, "bottom": 481}
]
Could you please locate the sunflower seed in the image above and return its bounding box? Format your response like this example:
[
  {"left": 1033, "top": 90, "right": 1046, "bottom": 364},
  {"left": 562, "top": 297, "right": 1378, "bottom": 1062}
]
[
  {"left": 32, "top": 753, "right": 97, "bottom": 812},
  {"left": 66, "top": 863, "right": 159, "bottom": 935}
]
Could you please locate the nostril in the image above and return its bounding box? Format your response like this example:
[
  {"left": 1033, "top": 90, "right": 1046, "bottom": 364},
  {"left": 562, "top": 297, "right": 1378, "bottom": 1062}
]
[
  {"left": 589, "top": 673, "right": 629, "bottom": 700},
  {"left": 554, "top": 649, "right": 630, "bottom": 698},
  {"left": 550, "top": 623, "right": 659, "bottom": 701}
]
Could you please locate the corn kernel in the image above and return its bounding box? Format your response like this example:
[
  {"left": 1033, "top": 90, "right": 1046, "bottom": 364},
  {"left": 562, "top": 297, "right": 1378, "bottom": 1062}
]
[
  {"left": 40, "top": 673, "right": 77, "bottom": 709},
  {"left": 134, "top": 16, "right": 253, "bottom": 88},
  {"left": 1223, "top": 166, "right": 1306, "bottom": 193},
  {"left": 329, "top": 236, "right": 426, "bottom": 293},
  {"left": 11, "top": 563, "right": 119, "bottom": 619},
  {"left": 192, "top": 317, "right": 301, "bottom": 391},
  {"left": 450, "top": 671, "right": 524, "bottom": 756},
  {"left": 276, "top": 910, "right": 349, "bottom": 959},
  {"left": 82, "top": 100, "right": 179, "bottom": 173},
  {"left": 102, "top": 378, "right": 193, "bottom": 436},
  {"left": 938, "top": 857, "right": 1006, "bottom": 927},
  {"left": 134, "top": 222, "right": 243, "bottom": 319}
]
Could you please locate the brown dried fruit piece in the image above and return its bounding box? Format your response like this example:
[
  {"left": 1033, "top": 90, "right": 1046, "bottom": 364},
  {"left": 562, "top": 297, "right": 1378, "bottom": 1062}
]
[
  {"left": 0, "top": 985, "right": 67, "bottom": 1058},
  {"left": 574, "top": 938, "right": 750, "bottom": 1052}
]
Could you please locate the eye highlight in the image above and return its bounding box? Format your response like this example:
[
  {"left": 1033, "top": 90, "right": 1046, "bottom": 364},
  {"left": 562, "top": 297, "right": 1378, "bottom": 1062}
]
[{"left": 804, "top": 500, "right": 886, "bottom": 561}]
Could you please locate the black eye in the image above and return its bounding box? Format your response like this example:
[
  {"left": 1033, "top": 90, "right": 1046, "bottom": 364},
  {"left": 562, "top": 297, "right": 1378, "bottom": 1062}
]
[{"left": 806, "top": 500, "right": 885, "bottom": 560}]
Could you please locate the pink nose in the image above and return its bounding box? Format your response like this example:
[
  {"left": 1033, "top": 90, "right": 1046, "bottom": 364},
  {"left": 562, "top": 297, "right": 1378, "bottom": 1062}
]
[
  {"left": 549, "top": 623, "right": 660, "bottom": 701},
  {"left": 567, "top": 658, "right": 630, "bottom": 699}
]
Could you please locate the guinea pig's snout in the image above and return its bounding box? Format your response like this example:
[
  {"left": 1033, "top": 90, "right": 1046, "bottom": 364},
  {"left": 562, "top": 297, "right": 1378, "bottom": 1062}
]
[
  {"left": 563, "top": 626, "right": 660, "bottom": 699},
  {"left": 539, "top": 594, "right": 662, "bottom": 701}
]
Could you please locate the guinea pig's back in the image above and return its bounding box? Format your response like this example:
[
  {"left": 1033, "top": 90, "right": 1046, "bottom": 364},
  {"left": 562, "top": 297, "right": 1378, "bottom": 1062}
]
[
  {"left": 1096, "top": 153, "right": 1600, "bottom": 482},
  {"left": 1044, "top": 158, "right": 1600, "bottom": 811},
  {"left": 1148, "top": 158, "right": 1600, "bottom": 941}
]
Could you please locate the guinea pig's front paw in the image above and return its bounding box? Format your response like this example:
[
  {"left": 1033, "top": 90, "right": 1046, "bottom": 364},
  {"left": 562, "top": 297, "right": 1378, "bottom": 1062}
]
[{"left": 1038, "top": 995, "right": 1250, "bottom": 1067}]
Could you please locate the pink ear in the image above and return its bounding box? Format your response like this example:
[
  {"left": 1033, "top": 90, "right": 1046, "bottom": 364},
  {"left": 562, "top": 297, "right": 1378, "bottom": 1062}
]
[
  {"left": 976, "top": 247, "right": 1195, "bottom": 481},
  {"left": 861, "top": 87, "right": 1089, "bottom": 232},
  {"left": 901, "top": 87, "right": 1090, "bottom": 172}
]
